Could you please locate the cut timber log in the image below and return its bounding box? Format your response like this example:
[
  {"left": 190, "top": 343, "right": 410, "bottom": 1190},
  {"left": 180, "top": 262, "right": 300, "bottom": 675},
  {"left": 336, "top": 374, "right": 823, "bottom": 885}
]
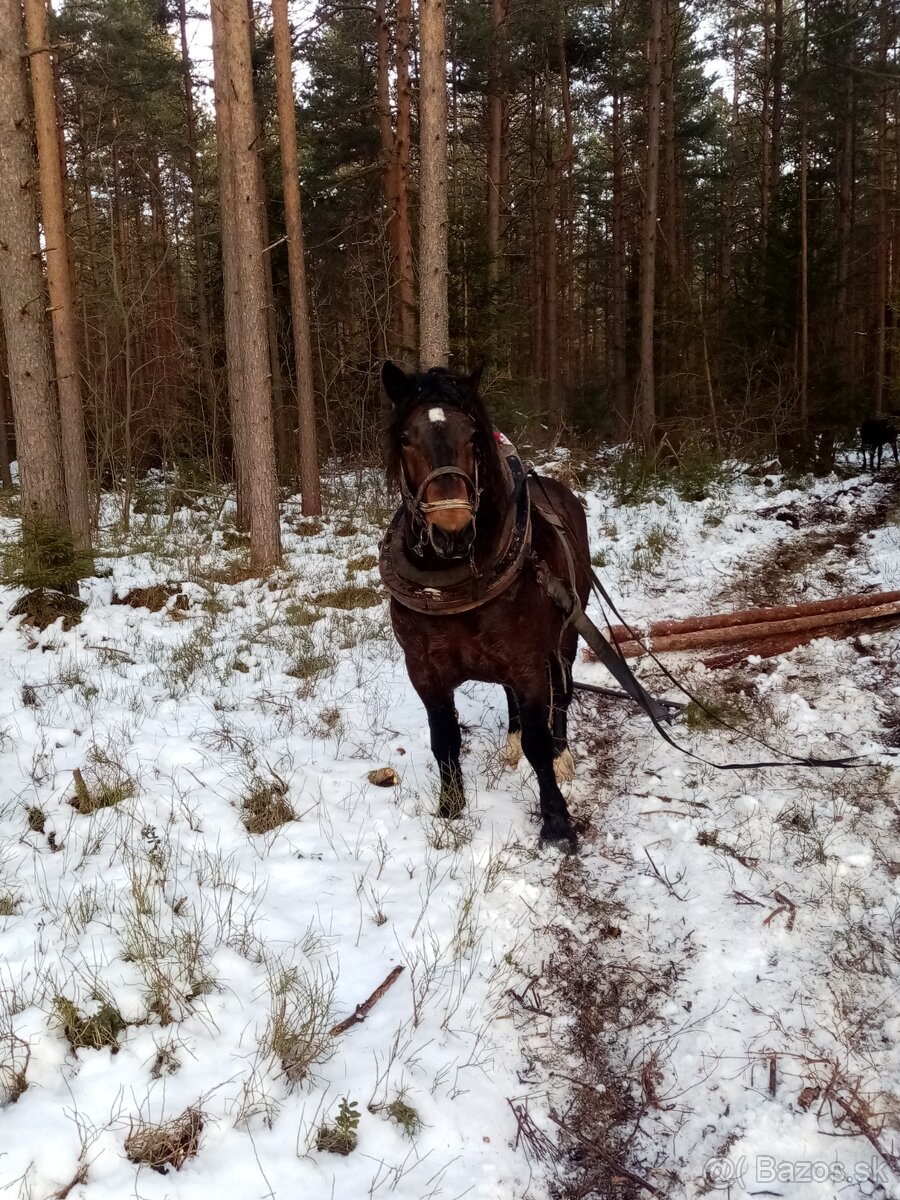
[
  {"left": 604, "top": 589, "right": 900, "bottom": 643},
  {"left": 583, "top": 594, "right": 900, "bottom": 663}
]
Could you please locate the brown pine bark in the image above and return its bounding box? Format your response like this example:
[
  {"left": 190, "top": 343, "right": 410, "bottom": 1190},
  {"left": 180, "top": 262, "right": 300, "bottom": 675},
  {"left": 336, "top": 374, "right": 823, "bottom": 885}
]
[
  {"left": 178, "top": 0, "right": 218, "bottom": 472},
  {"left": 543, "top": 106, "right": 559, "bottom": 415},
  {"left": 0, "top": 0, "right": 72, "bottom": 561},
  {"left": 211, "top": 0, "right": 248, "bottom": 527},
  {"left": 661, "top": 0, "right": 681, "bottom": 284},
  {"left": 271, "top": 0, "right": 321, "bottom": 514},
  {"left": 719, "top": 27, "right": 741, "bottom": 315},
  {"left": 835, "top": 34, "right": 855, "bottom": 380},
  {"left": 768, "top": 0, "right": 783, "bottom": 235},
  {"left": 394, "top": 0, "right": 416, "bottom": 363},
  {"left": 557, "top": 22, "right": 575, "bottom": 392},
  {"left": 486, "top": 0, "right": 508, "bottom": 290},
  {"left": 376, "top": 0, "right": 415, "bottom": 364},
  {"left": 798, "top": 0, "right": 809, "bottom": 433},
  {"left": 873, "top": 6, "right": 889, "bottom": 414},
  {"left": 759, "top": 0, "right": 771, "bottom": 269},
  {"left": 636, "top": 0, "right": 663, "bottom": 446},
  {"left": 210, "top": 0, "right": 281, "bottom": 570},
  {"left": 418, "top": 0, "right": 449, "bottom": 368},
  {"left": 23, "top": 0, "right": 92, "bottom": 552},
  {"left": 0, "top": 327, "right": 12, "bottom": 488},
  {"left": 610, "top": 0, "right": 627, "bottom": 422}
]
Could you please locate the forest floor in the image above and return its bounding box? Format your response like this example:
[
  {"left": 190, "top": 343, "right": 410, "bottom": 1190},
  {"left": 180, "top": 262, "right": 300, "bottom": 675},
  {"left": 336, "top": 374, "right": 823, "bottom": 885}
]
[{"left": 0, "top": 452, "right": 899, "bottom": 1200}]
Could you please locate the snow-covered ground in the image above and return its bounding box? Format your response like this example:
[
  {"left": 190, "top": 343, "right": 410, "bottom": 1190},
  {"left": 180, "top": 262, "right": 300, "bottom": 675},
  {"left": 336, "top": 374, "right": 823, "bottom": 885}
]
[{"left": 0, "top": 455, "right": 899, "bottom": 1199}]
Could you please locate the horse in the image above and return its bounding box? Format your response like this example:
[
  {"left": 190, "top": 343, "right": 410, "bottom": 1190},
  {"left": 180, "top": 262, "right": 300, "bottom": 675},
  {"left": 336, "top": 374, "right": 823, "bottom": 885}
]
[
  {"left": 379, "top": 361, "right": 591, "bottom": 850},
  {"left": 860, "top": 417, "right": 899, "bottom": 471}
]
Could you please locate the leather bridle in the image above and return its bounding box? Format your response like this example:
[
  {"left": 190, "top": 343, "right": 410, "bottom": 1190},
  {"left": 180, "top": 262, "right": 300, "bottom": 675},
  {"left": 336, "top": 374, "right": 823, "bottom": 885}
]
[{"left": 399, "top": 449, "right": 481, "bottom": 554}]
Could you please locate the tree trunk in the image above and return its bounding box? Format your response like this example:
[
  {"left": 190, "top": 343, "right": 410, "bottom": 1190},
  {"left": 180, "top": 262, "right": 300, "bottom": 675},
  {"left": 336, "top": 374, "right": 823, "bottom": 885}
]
[
  {"left": 873, "top": 5, "right": 889, "bottom": 414},
  {"left": 0, "top": 326, "right": 12, "bottom": 488},
  {"left": 486, "top": 0, "right": 508, "bottom": 291},
  {"left": 610, "top": 0, "right": 627, "bottom": 422},
  {"left": 178, "top": 0, "right": 218, "bottom": 475},
  {"left": 418, "top": 0, "right": 449, "bottom": 368},
  {"left": 544, "top": 147, "right": 559, "bottom": 415},
  {"left": 768, "top": 0, "right": 783, "bottom": 239},
  {"left": 636, "top": 0, "right": 663, "bottom": 446},
  {"left": 557, "top": 20, "right": 575, "bottom": 393},
  {"left": 759, "top": 0, "right": 771, "bottom": 270},
  {"left": 0, "top": 0, "right": 73, "bottom": 573},
  {"left": 798, "top": 0, "right": 809, "bottom": 434},
  {"left": 719, "top": 27, "right": 741, "bottom": 315},
  {"left": 272, "top": 0, "right": 321, "bottom": 514},
  {"left": 376, "top": 0, "right": 415, "bottom": 363},
  {"left": 211, "top": 0, "right": 282, "bottom": 570},
  {"left": 23, "top": 0, "right": 92, "bottom": 552},
  {"left": 210, "top": 0, "right": 248, "bottom": 526},
  {"left": 835, "top": 32, "right": 855, "bottom": 382},
  {"left": 662, "top": 0, "right": 681, "bottom": 284}
]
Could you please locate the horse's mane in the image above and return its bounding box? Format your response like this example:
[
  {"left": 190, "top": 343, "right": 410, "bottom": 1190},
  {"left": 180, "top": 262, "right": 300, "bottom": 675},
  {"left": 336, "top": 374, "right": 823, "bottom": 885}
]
[{"left": 384, "top": 368, "right": 509, "bottom": 516}]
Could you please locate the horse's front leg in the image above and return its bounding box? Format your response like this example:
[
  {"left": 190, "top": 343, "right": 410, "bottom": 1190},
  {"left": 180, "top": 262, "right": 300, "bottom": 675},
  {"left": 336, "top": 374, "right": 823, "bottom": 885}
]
[
  {"left": 517, "top": 687, "right": 577, "bottom": 850},
  {"left": 504, "top": 686, "right": 522, "bottom": 767},
  {"left": 418, "top": 689, "right": 466, "bottom": 818}
]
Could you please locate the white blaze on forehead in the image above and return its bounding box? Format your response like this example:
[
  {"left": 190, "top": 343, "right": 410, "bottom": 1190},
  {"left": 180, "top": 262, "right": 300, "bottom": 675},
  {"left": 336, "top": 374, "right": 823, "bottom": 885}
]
[{"left": 428, "top": 407, "right": 446, "bottom": 423}]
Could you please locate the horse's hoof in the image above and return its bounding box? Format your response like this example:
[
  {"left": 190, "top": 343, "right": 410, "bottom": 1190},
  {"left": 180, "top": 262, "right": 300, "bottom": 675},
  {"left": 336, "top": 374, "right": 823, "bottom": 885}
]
[
  {"left": 553, "top": 748, "right": 575, "bottom": 783},
  {"left": 505, "top": 731, "right": 522, "bottom": 768},
  {"left": 539, "top": 819, "right": 577, "bottom": 853},
  {"left": 438, "top": 800, "right": 466, "bottom": 820}
]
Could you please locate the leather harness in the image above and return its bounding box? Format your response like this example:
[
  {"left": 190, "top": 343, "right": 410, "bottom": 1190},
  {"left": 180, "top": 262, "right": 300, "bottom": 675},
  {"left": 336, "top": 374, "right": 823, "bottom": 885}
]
[
  {"left": 378, "top": 437, "right": 863, "bottom": 766},
  {"left": 379, "top": 441, "right": 532, "bottom": 616}
]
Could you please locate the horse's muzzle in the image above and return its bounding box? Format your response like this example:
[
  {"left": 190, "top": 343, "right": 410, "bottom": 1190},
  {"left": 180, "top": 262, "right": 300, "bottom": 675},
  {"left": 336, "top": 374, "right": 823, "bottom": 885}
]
[{"left": 428, "top": 520, "right": 476, "bottom": 559}]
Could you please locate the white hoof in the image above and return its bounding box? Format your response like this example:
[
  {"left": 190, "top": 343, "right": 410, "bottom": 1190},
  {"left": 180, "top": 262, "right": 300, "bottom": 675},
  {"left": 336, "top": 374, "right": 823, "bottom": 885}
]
[
  {"left": 553, "top": 748, "right": 575, "bottom": 784},
  {"left": 505, "top": 731, "right": 522, "bottom": 768}
]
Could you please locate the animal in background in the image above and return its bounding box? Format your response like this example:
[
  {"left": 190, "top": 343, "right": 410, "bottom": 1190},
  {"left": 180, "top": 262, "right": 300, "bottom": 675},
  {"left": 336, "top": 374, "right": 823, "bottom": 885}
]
[{"left": 860, "top": 417, "right": 899, "bottom": 470}]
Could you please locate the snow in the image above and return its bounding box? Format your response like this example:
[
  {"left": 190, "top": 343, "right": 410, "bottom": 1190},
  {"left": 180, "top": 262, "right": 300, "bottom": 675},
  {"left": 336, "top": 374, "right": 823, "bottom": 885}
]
[{"left": 0, "top": 455, "right": 899, "bottom": 1198}]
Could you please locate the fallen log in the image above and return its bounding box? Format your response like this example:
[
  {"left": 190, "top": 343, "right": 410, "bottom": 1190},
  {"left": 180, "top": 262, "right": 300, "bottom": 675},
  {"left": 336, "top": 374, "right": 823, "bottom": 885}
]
[
  {"left": 702, "top": 615, "right": 900, "bottom": 668},
  {"left": 584, "top": 597, "right": 900, "bottom": 661},
  {"left": 604, "top": 589, "right": 900, "bottom": 644}
]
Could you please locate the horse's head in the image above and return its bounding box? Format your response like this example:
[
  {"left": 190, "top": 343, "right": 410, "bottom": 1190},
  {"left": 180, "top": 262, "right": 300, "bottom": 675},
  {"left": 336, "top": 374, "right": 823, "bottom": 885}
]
[{"left": 382, "top": 361, "right": 503, "bottom": 560}]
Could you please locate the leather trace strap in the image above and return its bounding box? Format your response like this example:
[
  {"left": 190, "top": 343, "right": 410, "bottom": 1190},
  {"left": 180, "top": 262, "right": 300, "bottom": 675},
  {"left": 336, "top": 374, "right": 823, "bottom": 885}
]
[{"left": 527, "top": 469, "right": 861, "bottom": 772}]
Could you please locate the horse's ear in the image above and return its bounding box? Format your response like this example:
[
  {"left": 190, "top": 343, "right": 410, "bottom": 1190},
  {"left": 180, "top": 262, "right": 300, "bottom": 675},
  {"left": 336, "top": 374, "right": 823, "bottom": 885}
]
[
  {"left": 382, "top": 361, "right": 412, "bottom": 406},
  {"left": 464, "top": 363, "right": 484, "bottom": 394}
]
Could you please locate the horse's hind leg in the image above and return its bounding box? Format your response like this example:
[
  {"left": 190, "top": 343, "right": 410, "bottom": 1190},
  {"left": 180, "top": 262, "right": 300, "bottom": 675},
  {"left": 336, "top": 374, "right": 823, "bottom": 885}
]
[
  {"left": 504, "top": 686, "right": 523, "bottom": 767},
  {"left": 517, "top": 686, "right": 576, "bottom": 849},
  {"left": 419, "top": 688, "right": 466, "bottom": 818}
]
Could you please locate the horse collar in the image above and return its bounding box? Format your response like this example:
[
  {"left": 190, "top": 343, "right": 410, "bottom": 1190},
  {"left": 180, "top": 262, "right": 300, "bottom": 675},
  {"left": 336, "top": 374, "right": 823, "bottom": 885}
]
[{"left": 380, "top": 452, "right": 531, "bottom": 615}]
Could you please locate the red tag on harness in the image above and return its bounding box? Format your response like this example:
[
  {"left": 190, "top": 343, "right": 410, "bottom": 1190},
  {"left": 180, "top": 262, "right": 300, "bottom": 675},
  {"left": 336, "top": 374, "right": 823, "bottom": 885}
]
[{"left": 494, "top": 430, "right": 512, "bottom": 446}]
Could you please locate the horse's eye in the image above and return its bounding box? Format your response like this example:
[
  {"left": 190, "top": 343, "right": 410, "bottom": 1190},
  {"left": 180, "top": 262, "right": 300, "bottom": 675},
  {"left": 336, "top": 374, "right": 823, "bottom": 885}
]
[{"left": 400, "top": 433, "right": 411, "bottom": 447}]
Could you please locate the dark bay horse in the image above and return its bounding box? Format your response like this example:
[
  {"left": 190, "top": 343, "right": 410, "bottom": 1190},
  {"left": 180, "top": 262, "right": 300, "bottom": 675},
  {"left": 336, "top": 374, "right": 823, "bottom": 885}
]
[{"left": 380, "top": 362, "right": 590, "bottom": 849}]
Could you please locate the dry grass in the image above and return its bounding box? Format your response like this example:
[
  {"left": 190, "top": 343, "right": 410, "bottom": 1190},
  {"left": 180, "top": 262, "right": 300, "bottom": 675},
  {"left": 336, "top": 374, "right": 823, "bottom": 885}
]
[
  {"left": 313, "top": 584, "right": 382, "bottom": 610},
  {"left": 10, "top": 588, "right": 85, "bottom": 631},
  {"left": 284, "top": 602, "right": 321, "bottom": 628},
  {"left": 69, "top": 765, "right": 135, "bottom": 815},
  {"left": 240, "top": 773, "right": 296, "bottom": 834},
  {"left": 125, "top": 1107, "right": 203, "bottom": 1173},
  {"left": 113, "top": 584, "right": 186, "bottom": 613},
  {"left": 54, "top": 997, "right": 127, "bottom": 1053},
  {"left": 266, "top": 963, "right": 334, "bottom": 1087},
  {"left": 346, "top": 553, "right": 378, "bottom": 575},
  {"left": 0, "top": 1031, "right": 30, "bottom": 1105}
]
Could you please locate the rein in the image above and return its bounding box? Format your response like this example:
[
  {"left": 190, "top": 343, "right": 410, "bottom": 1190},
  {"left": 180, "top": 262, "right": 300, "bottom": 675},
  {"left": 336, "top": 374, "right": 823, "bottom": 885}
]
[{"left": 527, "top": 471, "right": 861, "bottom": 772}]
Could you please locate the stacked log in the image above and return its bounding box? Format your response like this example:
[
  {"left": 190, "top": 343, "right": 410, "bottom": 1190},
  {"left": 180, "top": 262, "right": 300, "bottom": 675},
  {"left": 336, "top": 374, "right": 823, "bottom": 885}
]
[{"left": 582, "top": 590, "right": 900, "bottom": 669}]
